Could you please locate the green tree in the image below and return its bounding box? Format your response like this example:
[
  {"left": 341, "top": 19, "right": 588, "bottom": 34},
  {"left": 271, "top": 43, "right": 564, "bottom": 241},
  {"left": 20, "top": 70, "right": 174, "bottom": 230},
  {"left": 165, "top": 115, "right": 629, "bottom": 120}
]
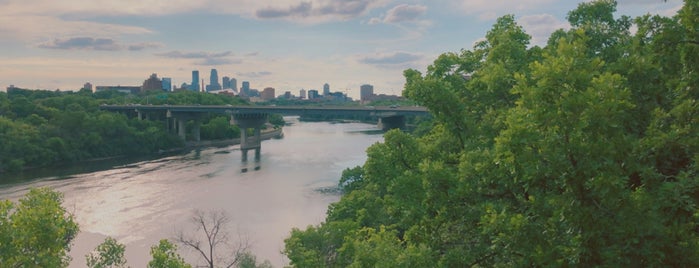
[
  {"left": 285, "top": 0, "right": 699, "bottom": 267},
  {"left": 148, "top": 239, "right": 191, "bottom": 268},
  {"left": 236, "top": 251, "right": 273, "bottom": 268},
  {"left": 86, "top": 237, "right": 128, "bottom": 268},
  {"left": 0, "top": 188, "right": 79, "bottom": 267}
]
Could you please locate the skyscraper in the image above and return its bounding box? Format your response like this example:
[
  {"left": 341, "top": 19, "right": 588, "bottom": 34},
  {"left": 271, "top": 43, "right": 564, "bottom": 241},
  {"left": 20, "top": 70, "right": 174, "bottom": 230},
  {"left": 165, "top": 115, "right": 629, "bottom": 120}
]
[
  {"left": 162, "top": 77, "right": 172, "bottom": 91},
  {"left": 241, "top": 81, "right": 250, "bottom": 95},
  {"left": 231, "top": 78, "right": 237, "bottom": 92},
  {"left": 191, "top": 70, "right": 200, "bottom": 91},
  {"left": 360, "top": 84, "right": 374, "bottom": 102},
  {"left": 142, "top": 73, "right": 163, "bottom": 92},
  {"left": 299, "top": 89, "right": 306, "bottom": 99},
  {"left": 222, "top": 76, "right": 231, "bottom": 89},
  {"left": 323, "top": 83, "right": 330, "bottom": 96},
  {"left": 207, "top": 69, "right": 222, "bottom": 91}
]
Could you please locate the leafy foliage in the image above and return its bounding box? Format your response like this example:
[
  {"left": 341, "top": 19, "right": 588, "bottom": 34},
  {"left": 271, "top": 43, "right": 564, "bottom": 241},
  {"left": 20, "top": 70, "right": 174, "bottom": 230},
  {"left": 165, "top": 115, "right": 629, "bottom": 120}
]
[
  {"left": 86, "top": 237, "right": 128, "bottom": 268},
  {"left": 148, "top": 239, "right": 191, "bottom": 268},
  {"left": 0, "top": 88, "right": 253, "bottom": 175},
  {"left": 0, "top": 188, "right": 79, "bottom": 267},
  {"left": 284, "top": 1, "right": 699, "bottom": 267}
]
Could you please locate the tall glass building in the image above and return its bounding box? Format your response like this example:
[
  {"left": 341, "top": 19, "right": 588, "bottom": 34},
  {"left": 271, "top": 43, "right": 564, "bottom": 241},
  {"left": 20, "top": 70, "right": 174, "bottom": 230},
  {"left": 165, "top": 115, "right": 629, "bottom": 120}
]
[
  {"left": 208, "top": 69, "right": 222, "bottom": 91},
  {"left": 191, "top": 70, "right": 200, "bottom": 91}
]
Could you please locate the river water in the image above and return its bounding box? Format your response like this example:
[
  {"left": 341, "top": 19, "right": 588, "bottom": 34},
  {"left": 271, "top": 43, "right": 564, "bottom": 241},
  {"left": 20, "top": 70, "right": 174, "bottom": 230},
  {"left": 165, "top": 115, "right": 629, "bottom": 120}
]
[{"left": 0, "top": 117, "right": 383, "bottom": 267}]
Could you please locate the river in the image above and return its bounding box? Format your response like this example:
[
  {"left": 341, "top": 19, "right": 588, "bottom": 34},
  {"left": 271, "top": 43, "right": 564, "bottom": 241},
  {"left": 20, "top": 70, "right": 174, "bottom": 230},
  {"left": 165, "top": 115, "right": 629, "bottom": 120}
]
[{"left": 0, "top": 117, "right": 384, "bottom": 267}]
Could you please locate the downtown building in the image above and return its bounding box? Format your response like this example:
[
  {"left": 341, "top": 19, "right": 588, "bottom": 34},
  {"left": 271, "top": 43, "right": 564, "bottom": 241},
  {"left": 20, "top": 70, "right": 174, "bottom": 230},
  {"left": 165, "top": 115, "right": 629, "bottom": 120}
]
[
  {"left": 360, "top": 84, "right": 374, "bottom": 103},
  {"left": 190, "top": 70, "right": 200, "bottom": 91},
  {"left": 206, "top": 69, "right": 222, "bottom": 91}
]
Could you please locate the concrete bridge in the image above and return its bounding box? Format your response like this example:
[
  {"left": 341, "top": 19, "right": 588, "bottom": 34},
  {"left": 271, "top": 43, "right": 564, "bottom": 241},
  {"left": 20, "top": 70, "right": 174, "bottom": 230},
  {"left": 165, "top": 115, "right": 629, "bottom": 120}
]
[{"left": 100, "top": 104, "right": 430, "bottom": 162}]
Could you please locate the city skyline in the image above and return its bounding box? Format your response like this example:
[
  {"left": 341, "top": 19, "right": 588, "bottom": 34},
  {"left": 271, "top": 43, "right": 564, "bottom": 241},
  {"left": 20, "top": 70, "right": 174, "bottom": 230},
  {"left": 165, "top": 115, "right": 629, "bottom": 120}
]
[{"left": 0, "top": 1, "right": 681, "bottom": 99}]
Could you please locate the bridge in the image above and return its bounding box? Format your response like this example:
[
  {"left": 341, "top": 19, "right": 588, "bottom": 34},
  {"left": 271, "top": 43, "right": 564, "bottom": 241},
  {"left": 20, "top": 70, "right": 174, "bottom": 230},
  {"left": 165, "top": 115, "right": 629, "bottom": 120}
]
[{"left": 100, "top": 104, "right": 430, "bottom": 163}]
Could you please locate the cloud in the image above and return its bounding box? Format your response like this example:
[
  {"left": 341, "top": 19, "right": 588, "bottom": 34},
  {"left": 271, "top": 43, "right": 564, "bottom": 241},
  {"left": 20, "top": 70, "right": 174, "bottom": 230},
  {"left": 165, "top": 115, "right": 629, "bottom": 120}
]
[
  {"left": 358, "top": 51, "right": 423, "bottom": 67},
  {"left": 38, "top": 37, "right": 163, "bottom": 51},
  {"left": 196, "top": 58, "right": 243, "bottom": 66},
  {"left": 0, "top": 15, "right": 152, "bottom": 42},
  {"left": 155, "top": 50, "right": 233, "bottom": 59},
  {"left": 255, "top": 0, "right": 386, "bottom": 21},
  {"left": 237, "top": 71, "right": 273, "bottom": 78},
  {"left": 128, "top": 42, "right": 163, "bottom": 51},
  {"left": 38, "top": 37, "right": 121, "bottom": 50},
  {"left": 256, "top": 2, "right": 312, "bottom": 18},
  {"left": 155, "top": 50, "right": 241, "bottom": 66},
  {"left": 518, "top": 14, "right": 570, "bottom": 46},
  {"left": 383, "top": 4, "right": 427, "bottom": 23}
]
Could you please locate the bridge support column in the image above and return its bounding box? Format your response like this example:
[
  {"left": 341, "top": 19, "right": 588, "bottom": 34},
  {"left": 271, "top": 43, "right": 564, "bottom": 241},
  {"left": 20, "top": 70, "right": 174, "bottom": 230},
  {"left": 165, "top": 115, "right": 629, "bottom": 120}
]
[
  {"left": 378, "top": 115, "right": 406, "bottom": 130},
  {"left": 177, "top": 119, "right": 186, "bottom": 140},
  {"left": 233, "top": 113, "right": 268, "bottom": 164},
  {"left": 192, "top": 119, "right": 201, "bottom": 142}
]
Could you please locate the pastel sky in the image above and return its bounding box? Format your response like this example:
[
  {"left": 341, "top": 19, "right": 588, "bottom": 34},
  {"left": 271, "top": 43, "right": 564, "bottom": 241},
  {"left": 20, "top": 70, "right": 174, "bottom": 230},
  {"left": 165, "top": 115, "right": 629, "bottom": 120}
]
[{"left": 0, "top": 0, "right": 682, "bottom": 99}]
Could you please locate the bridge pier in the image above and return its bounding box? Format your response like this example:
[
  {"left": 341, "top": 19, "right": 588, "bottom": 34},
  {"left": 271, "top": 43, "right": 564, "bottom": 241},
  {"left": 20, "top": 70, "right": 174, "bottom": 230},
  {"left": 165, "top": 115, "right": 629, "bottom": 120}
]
[
  {"left": 378, "top": 115, "right": 406, "bottom": 130},
  {"left": 233, "top": 113, "right": 268, "bottom": 163},
  {"left": 169, "top": 112, "right": 203, "bottom": 142}
]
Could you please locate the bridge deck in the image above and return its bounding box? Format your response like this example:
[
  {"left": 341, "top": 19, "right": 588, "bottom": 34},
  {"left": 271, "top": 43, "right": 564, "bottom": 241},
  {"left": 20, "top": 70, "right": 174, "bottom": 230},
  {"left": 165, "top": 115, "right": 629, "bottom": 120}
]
[{"left": 100, "top": 104, "right": 430, "bottom": 117}]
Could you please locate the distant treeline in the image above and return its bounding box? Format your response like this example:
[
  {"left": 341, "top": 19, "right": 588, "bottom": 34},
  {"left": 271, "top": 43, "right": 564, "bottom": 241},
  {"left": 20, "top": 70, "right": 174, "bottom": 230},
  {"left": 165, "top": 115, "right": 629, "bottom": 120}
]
[{"left": 0, "top": 88, "right": 251, "bottom": 174}]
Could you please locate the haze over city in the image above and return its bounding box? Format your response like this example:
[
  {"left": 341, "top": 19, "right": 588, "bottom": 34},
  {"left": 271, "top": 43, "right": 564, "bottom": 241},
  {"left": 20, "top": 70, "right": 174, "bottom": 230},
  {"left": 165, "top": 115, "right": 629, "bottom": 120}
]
[{"left": 0, "top": 0, "right": 681, "bottom": 99}]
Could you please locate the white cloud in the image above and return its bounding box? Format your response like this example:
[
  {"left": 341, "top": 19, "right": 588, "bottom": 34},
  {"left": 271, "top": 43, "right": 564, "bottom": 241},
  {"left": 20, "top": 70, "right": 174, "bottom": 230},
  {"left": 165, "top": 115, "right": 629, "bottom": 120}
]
[
  {"left": 253, "top": 0, "right": 393, "bottom": 23},
  {"left": 0, "top": 15, "right": 152, "bottom": 42},
  {"left": 383, "top": 4, "right": 427, "bottom": 23},
  {"left": 518, "top": 14, "right": 570, "bottom": 46},
  {"left": 357, "top": 51, "right": 424, "bottom": 69},
  {"left": 154, "top": 51, "right": 241, "bottom": 66}
]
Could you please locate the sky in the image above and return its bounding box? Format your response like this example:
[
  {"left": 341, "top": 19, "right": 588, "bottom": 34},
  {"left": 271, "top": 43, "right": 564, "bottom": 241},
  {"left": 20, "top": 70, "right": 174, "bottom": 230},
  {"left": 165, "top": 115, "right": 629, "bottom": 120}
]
[{"left": 0, "top": 0, "right": 683, "bottom": 99}]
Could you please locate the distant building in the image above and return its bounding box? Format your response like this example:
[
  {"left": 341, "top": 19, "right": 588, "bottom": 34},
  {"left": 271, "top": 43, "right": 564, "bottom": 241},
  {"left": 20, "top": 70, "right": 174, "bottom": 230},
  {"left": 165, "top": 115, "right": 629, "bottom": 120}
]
[
  {"left": 206, "top": 69, "right": 222, "bottom": 91},
  {"left": 191, "top": 70, "right": 200, "bottom": 91},
  {"left": 328, "top": 92, "right": 347, "bottom": 101},
  {"left": 261, "top": 87, "right": 275, "bottom": 100},
  {"left": 95, "top": 86, "right": 141, "bottom": 94},
  {"left": 230, "top": 78, "right": 238, "bottom": 92},
  {"left": 190, "top": 71, "right": 200, "bottom": 91},
  {"left": 162, "top": 78, "right": 172, "bottom": 91},
  {"left": 299, "top": 89, "right": 307, "bottom": 99},
  {"left": 222, "top": 76, "right": 231, "bottom": 89},
  {"left": 142, "top": 73, "right": 163, "bottom": 92},
  {"left": 323, "top": 83, "right": 330, "bottom": 96},
  {"left": 82, "top": 82, "right": 93, "bottom": 92},
  {"left": 371, "top": 94, "right": 403, "bottom": 102},
  {"left": 360, "top": 84, "right": 374, "bottom": 102},
  {"left": 241, "top": 81, "right": 250, "bottom": 95},
  {"left": 308, "top": 89, "right": 320, "bottom": 99},
  {"left": 283, "top": 91, "right": 292, "bottom": 99}
]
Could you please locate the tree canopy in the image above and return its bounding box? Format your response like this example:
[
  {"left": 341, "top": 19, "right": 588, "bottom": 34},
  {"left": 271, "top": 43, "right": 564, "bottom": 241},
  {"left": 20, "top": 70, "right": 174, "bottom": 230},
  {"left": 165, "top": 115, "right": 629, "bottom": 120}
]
[
  {"left": 284, "top": 0, "right": 699, "bottom": 266},
  {"left": 0, "top": 188, "right": 79, "bottom": 267},
  {"left": 0, "top": 88, "right": 248, "bottom": 175}
]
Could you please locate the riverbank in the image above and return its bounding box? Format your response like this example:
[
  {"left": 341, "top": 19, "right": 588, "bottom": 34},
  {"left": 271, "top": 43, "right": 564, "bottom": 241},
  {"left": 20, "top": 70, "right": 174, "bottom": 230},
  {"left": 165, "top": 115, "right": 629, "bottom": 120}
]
[{"left": 0, "top": 127, "right": 284, "bottom": 184}]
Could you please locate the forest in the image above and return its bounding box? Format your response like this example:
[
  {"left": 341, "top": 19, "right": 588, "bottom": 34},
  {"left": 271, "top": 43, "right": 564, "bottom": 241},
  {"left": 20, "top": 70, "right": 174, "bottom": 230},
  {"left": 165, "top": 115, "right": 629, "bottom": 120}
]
[
  {"left": 0, "top": 88, "right": 250, "bottom": 174},
  {"left": 284, "top": 0, "right": 698, "bottom": 267}
]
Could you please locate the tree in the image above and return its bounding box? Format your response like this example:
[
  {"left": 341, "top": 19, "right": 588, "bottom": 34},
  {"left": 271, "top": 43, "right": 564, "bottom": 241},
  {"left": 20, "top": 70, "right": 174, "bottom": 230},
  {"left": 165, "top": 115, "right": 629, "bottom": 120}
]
[
  {"left": 0, "top": 188, "right": 79, "bottom": 267},
  {"left": 236, "top": 251, "right": 273, "bottom": 268},
  {"left": 86, "top": 237, "right": 128, "bottom": 268},
  {"left": 176, "top": 209, "right": 252, "bottom": 268},
  {"left": 285, "top": 0, "right": 698, "bottom": 266},
  {"left": 148, "top": 239, "right": 191, "bottom": 268}
]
